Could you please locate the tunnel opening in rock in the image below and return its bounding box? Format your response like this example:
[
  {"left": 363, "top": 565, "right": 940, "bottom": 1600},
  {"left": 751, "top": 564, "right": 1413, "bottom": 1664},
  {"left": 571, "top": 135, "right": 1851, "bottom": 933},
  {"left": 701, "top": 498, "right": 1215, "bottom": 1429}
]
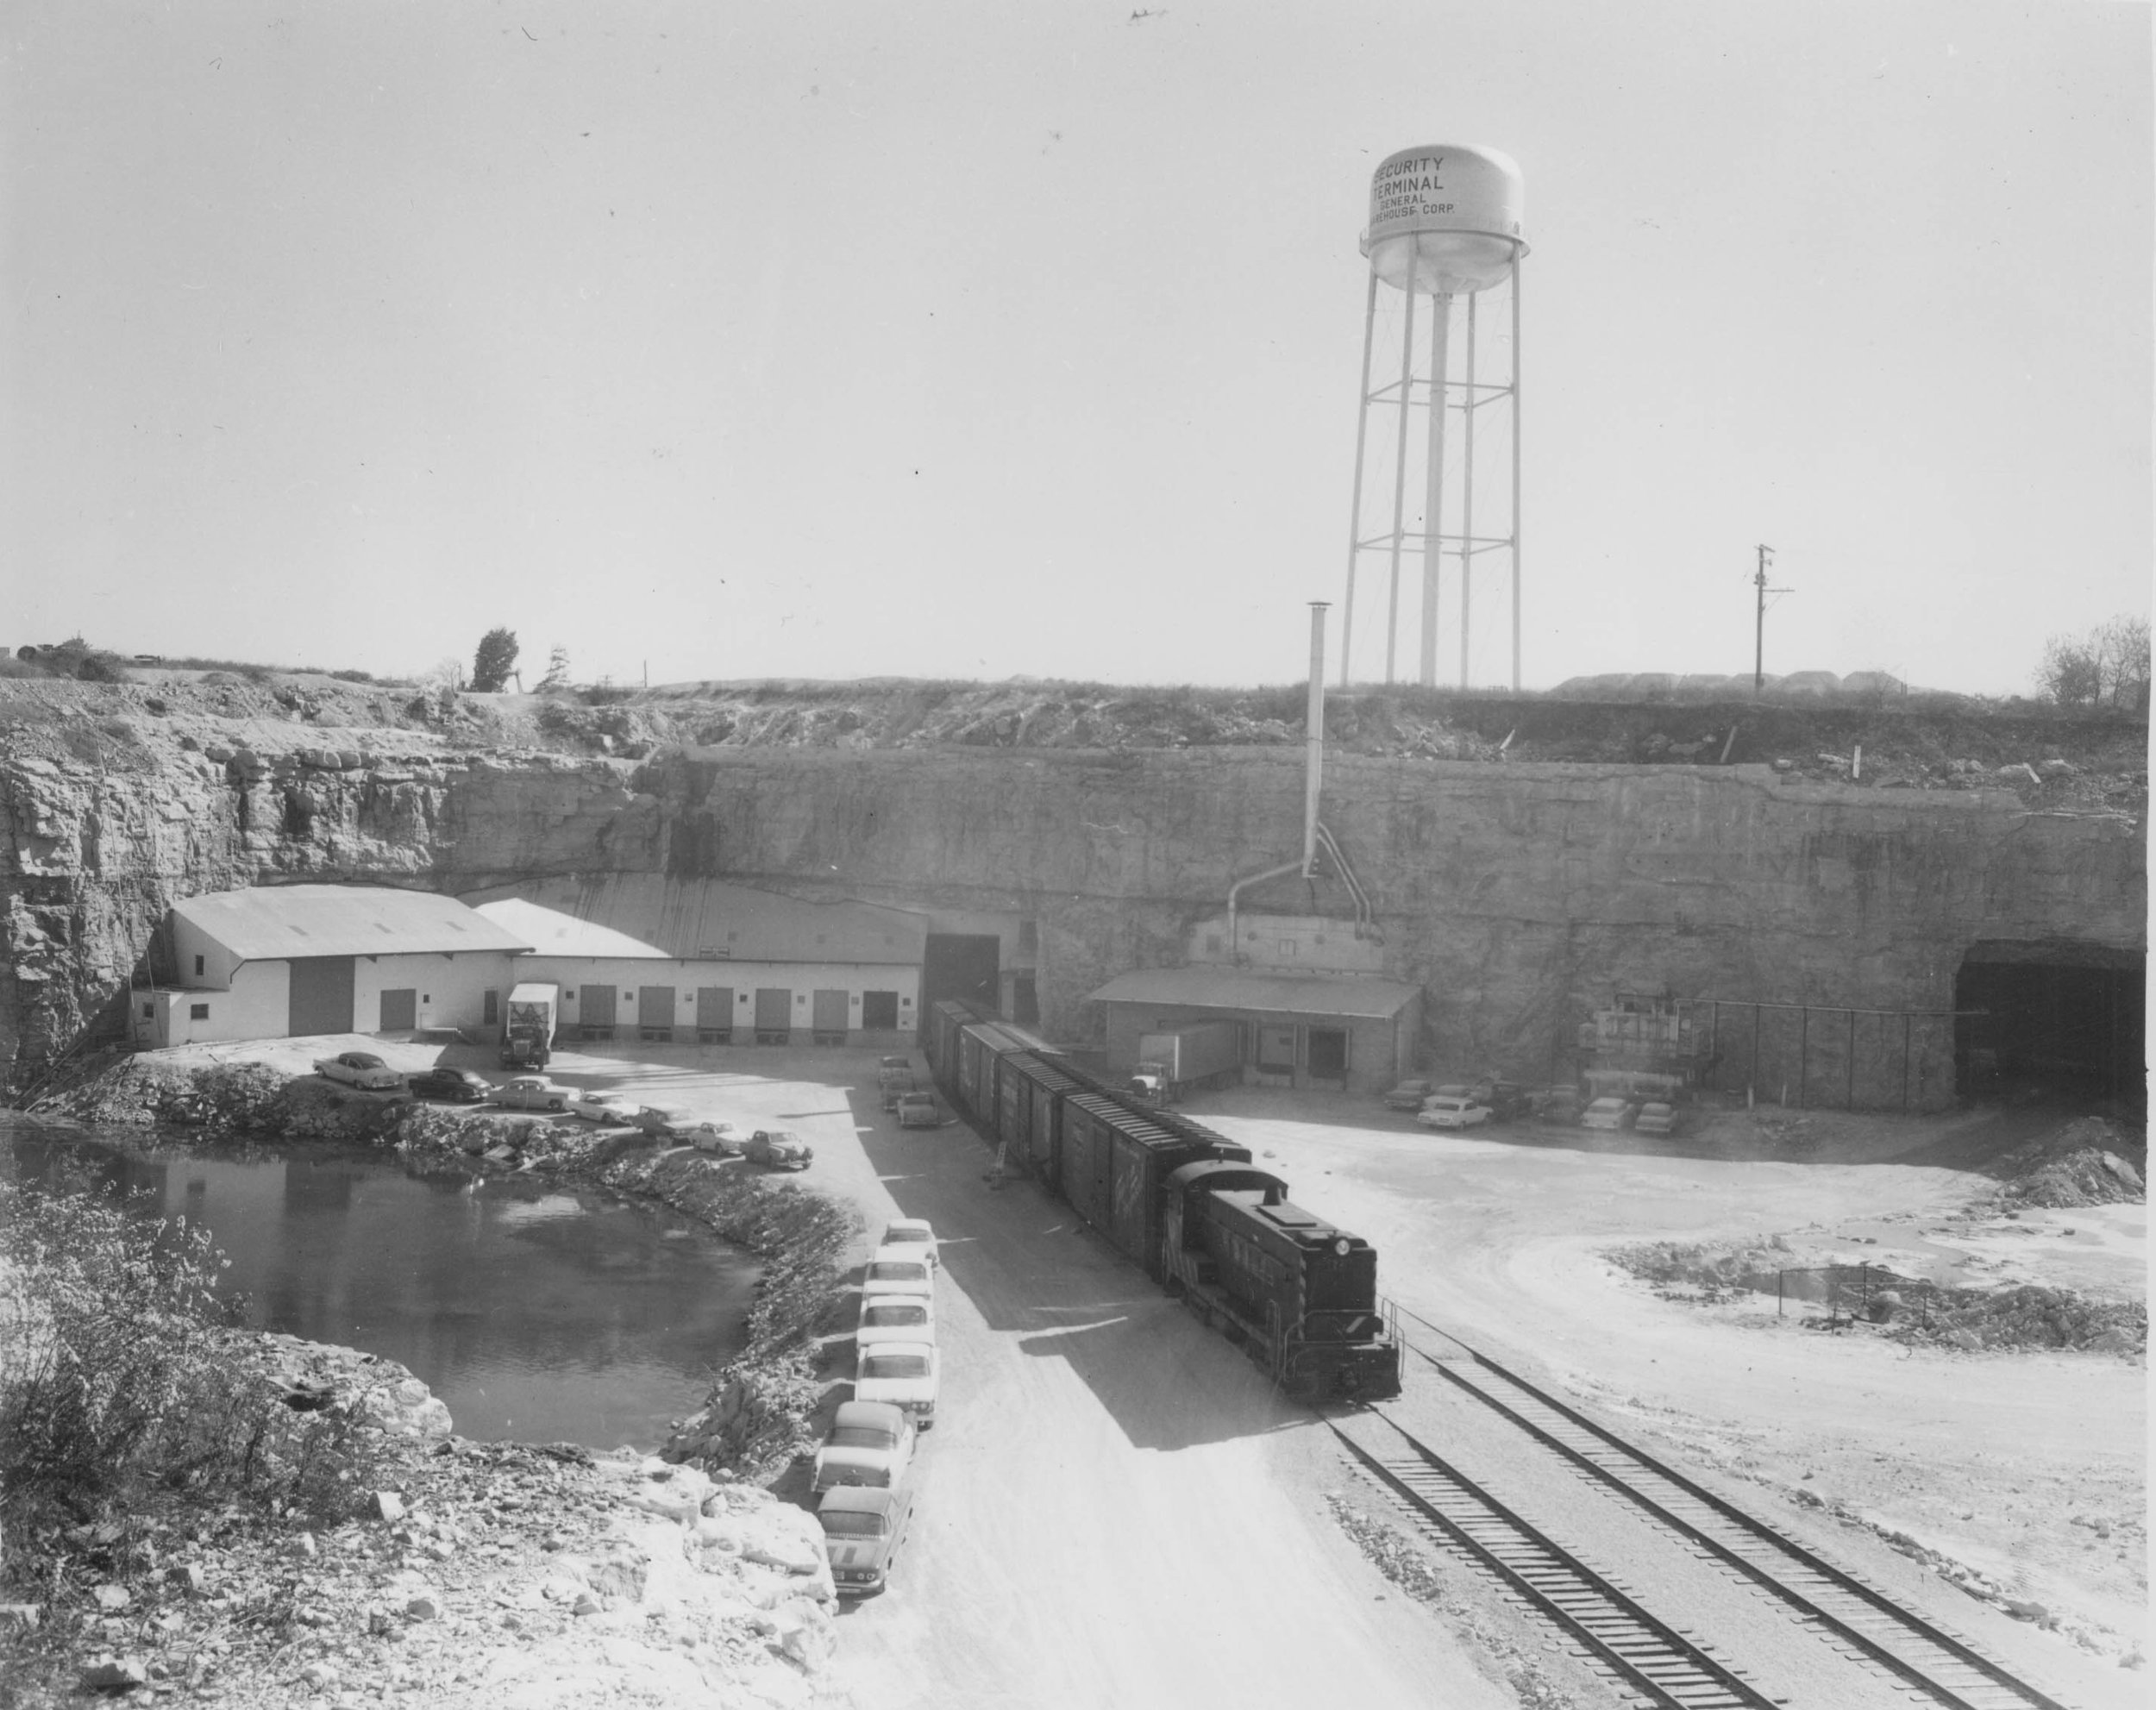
[
  {"left": 1955, "top": 941, "right": 2145, "bottom": 1108},
  {"left": 922, "top": 932, "right": 1000, "bottom": 1027}
]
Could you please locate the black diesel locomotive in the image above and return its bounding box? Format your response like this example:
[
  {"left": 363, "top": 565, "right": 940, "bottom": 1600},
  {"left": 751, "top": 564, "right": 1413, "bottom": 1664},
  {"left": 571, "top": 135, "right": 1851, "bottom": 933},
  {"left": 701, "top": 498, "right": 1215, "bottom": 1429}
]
[{"left": 924, "top": 1001, "right": 1401, "bottom": 1402}]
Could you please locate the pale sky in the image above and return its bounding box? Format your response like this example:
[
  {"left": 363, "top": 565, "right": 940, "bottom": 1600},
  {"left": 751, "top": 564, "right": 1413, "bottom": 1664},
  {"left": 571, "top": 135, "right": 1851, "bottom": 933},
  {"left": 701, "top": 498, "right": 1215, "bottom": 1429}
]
[{"left": 4, "top": 2, "right": 2149, "bottom": 694}]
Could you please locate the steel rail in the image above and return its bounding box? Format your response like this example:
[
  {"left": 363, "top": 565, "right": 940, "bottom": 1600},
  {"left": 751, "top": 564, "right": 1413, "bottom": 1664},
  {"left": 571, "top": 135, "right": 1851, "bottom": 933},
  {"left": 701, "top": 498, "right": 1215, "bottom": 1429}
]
[
  {"left": 1388, "top": 1308, "right": 2066, "bottom": 1710},
  {"left": 1328, "top": 1412, "right": 1779, "bottom": 1710}
]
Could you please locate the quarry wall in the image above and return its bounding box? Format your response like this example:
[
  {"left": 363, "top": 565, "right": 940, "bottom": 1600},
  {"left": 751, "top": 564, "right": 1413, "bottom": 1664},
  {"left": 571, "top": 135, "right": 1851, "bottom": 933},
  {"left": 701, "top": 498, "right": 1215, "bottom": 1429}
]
[{"left": 3, "top": 734, "right": 2143, "bottom": 1099}]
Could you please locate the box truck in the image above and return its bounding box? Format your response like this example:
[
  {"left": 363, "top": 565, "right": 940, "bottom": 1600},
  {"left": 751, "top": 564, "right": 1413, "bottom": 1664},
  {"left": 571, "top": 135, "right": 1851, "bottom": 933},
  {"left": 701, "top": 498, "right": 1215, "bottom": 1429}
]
[{"left": 1127, "top": 1021, "right": 1242, "bottom": 1104}]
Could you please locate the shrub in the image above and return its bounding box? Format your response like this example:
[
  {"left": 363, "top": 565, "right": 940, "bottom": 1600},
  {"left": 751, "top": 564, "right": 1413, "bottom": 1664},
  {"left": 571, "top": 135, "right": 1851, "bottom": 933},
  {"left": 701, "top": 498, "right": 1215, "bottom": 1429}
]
[{"left": 0, "top": 1180, "right": 393, "bottom": 1588}]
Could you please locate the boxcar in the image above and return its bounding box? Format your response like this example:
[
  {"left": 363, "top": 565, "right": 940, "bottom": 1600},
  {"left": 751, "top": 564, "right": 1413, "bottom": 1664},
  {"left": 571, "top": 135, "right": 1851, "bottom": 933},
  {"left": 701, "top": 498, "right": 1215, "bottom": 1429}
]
[{"left": 1000, "top": 1052, "right": 1081, "bottom": 1185}]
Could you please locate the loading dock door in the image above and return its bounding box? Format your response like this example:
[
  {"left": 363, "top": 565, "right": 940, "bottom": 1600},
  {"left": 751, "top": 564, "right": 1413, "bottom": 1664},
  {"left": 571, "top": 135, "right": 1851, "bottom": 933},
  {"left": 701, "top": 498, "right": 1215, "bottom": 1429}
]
[
  {"left": 379, "top": 988, "right": 417, "bottom": 1031},
  {"left": 1307, "top": 1028, "right": 1348, "bottom": 1086},
  {"left": 697, "top": 987, "right": 733, "bottom": 1042},
  {"left": 812, "top": 989, "right": 849, "bottom": 1043},
  {"left": 1256, "top": 1025, "right": 1298, "bottom": 1074},
  {"left": 289, "top": 957, "right": 356, "bottom": 1037},
  {"left": 580, "top": 985, "right": 617, "bottom": 1040},
  {"left": 755, "top": 987, "right": 792, "bottom": 1043},
  {"left": 637, "top": 987, "right": 677, "bottom": 1041}
]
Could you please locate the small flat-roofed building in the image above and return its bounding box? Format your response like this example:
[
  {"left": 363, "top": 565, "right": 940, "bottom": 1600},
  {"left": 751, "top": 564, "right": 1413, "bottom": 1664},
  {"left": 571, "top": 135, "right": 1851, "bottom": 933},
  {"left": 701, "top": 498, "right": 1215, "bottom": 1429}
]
[
  {"left": 1089, "top": 967, "right": 1424, "bottom": 1096},
  {"left": 137, "top": 885, "right": 532, "bottom": 1048}
]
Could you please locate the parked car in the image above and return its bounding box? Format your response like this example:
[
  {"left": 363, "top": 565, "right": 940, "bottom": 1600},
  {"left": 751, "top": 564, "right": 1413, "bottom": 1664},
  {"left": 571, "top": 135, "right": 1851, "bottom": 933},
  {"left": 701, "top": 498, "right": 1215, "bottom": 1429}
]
[
  {"left": 862, "top": 1256, "right": 934, "bottom": 1299},
  {"left": 406, "top": 1066, "right": 491, "bottom": 1104},
  {"left": 632, "top": 1103, "right": 734, "bottom": 1149},
  {"left": 1633, "top": 1101, "right": 1681, "bottom": 1137},
  {"left": 854, "top": 1340, "right": 937, "bottom": 1426},
  {"left": 1528, "top": 1086, "right": 1583, "bottom": 1123},
  {"left": 743, "top": 1128, "right": 812, "bottom": 1170},
  {"left": 1581, "top": 1097, "right": 1639, "bottom": 1131},
  {"left": 812, "top": 1400, "right": 917, "bottom": 1494},
  {"left": 565, "top": 1088, "right": 643, "bottom": 1124},
  {"left": 493, "top": 1075, "right": 571, "bottom": 1112},
  {"left": 1382, "top": 1078, "right": 1437, "bottom": 1112},
  {"left": 1416, "top": 1093, "right": 1493, "bottom": 1131},
  {"left": 818, "top": 1485, "right": 916, "bottom": 1598},
  {"left": 314, "top": 1052, "right": 404, "bottom": 1092},
  {"left": 895, "top": 1092, "right": 942, "bottom": 1129},
  {"left": 856, "top": 1293, "right": 935, "bottom": 1350},
  {"left": 1466, "top": 1078, "right": 1530, "bottom": 1122},
  {"left": 876, "top": 1218, "right": 938, "bottom": 1271}
]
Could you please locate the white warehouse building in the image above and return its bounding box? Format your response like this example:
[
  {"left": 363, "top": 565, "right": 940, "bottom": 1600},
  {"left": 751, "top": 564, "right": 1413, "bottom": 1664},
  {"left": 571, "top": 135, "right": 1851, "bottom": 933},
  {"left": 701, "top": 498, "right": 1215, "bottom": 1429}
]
[
  {"left": 139, "top": 886, "right": 536, "bottom": 1049},
  {"left": 134, "top": 880, "right": 924, "bottom": 1052}
]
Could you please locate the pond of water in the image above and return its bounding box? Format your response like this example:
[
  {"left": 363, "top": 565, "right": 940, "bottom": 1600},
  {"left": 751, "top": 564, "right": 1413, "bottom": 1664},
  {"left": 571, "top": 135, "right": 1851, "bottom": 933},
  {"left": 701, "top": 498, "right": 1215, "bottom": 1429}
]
[{"left": 5, "top": 1131, "right": 758, "bottom": 1451}]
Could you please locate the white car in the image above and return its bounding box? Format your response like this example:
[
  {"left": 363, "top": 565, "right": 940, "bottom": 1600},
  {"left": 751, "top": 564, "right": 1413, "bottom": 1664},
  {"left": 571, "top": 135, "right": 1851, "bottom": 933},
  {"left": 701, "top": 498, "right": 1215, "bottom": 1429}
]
[
  {"left": 875, "top": 1218, "right": 939, "bottom": 1271},
  {"left": 812, "top": 1400, "right": 917, "bottom": 1494},
  {"left": 854, "top": 1340, "right": 938, "bottom": 1427},
  {"left": 856, "top": 1293, "right": 935, "bottom": 1350},
  {"left": 493, "top": 1075, "right": 572, "bottom": 1112},
  {"left": 565, "top": 1088, "right": 642, "bottom": 1125},
  {"left": 313, "top": 1051, "right": 404, "bottom": 1091},
  {"left": 1416, "top": 1094, "right": 1492, "bottom": 1131},
  {"left": 861, "top": 1256, "right": 934, "bottom": 1299},
  {"left": 634, "top": 1104, "right": 739, "bottom": 1151}
]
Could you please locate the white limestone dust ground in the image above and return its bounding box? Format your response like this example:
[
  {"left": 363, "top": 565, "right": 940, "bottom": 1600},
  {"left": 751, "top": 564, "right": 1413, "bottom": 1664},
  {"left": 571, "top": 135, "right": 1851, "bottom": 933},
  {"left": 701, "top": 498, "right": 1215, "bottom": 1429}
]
[
  {"left": 1194, "top": 1088, "right": 2147, "bottom": 1701},
  {"left": 574, "top": 1044, "right": 1514, "bottom": 1710}
]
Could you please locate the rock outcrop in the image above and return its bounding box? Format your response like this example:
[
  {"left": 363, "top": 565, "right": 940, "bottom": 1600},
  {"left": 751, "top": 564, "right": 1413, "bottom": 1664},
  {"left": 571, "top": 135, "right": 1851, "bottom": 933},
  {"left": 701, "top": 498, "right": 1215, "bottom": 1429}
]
[{"left": 5, "top": 680, "right": 2145, "bottom": 1102}]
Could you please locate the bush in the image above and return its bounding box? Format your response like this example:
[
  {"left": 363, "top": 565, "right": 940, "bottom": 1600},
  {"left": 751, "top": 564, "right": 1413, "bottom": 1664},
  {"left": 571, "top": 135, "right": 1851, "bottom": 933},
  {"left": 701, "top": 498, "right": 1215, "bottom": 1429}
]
[{"left": 0, "top": 1180, "right": 393, "bottom": 1588}]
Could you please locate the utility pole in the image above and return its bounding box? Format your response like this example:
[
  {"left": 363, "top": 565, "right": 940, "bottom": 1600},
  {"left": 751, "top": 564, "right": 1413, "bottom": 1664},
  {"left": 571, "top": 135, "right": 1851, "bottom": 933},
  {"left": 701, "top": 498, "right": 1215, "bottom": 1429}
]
[{"left": 1752, "top": 545, "right": 1789, "bottom": 692}]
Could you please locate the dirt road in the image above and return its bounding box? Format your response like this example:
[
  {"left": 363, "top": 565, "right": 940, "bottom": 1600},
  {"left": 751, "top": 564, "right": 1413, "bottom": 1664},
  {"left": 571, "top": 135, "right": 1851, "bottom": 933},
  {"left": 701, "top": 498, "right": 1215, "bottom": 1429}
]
[{"left": 562, "top": 1047, "right": 1508, "bottom": 1710}]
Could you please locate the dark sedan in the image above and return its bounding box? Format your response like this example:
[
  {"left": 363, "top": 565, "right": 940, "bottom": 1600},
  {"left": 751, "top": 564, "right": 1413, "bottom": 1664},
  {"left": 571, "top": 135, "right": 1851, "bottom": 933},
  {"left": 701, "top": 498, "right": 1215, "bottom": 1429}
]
[{"left": 406, "top": 1067, "right": 492, "bottom": 1104}]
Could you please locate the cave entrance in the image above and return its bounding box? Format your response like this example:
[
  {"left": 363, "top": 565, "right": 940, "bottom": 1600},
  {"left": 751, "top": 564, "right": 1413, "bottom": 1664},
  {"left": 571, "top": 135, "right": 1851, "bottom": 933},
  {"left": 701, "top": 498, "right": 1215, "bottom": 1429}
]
[
  {"left": 1955, "top": 941, "right": 2145, "bottom": 1107},
  {"left": 922, "top": 933, "right": 1000, "bottom": 1028}
]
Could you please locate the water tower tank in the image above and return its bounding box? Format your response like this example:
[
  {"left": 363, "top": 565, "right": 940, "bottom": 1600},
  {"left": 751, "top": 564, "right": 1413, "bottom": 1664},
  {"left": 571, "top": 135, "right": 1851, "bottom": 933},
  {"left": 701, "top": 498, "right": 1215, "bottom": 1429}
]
[{"left": 1361, "top": 144, "right": 1524, "bottom": 294}]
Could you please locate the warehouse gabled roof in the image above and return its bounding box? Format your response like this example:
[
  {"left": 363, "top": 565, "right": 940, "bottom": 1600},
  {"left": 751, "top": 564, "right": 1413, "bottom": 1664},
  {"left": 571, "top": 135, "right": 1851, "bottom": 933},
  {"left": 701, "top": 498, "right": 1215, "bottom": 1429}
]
[
  {"left": 473, "top": 898, "right": 669, "bottom": 961},
  {"left": 172, "top": 886, "right": 532, "bottom": 961},
  {"left": 1087, "top": 967, "right": 1422, "bottom": 1021},
  {"left": 461, "top": 875, "right": 926, "bottom": 964}
]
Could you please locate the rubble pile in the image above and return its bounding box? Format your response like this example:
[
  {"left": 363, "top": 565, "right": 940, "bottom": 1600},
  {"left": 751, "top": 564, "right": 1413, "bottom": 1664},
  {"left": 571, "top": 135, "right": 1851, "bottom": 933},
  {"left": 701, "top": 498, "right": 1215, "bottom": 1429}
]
[
  {"left": 1990, "top": 1118, "right": 2147, "bottom": 1209},
  {"left": 2, "top": 1434, "right": 843, "bottom": 1709}
]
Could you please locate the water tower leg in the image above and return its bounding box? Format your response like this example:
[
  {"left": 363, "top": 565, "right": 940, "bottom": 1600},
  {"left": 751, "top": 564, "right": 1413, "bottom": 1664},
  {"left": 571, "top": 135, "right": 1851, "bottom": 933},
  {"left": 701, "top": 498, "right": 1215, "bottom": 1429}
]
[
  {"left": 1340, "top": 272, "right": 1379, "bottom": 685},
  {"left": 1384, "top": 283, "right": 1419, "bottom": 686},
  {"left": 1510, "top": 254, "right": 1523, "bottom": 692},
  {"left": 1419, "top": 290, "right": 1453, "bottom": 687},
  {"left": 1461, "top": 291, "right": 1476, "bottom": 689}
]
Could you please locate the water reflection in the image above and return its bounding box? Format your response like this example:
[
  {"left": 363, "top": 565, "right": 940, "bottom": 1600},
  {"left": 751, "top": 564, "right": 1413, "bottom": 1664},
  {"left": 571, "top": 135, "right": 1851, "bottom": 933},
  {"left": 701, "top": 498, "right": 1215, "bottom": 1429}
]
[{"left": 6, "top": 1133, "right": 757, "bottom": 1451}]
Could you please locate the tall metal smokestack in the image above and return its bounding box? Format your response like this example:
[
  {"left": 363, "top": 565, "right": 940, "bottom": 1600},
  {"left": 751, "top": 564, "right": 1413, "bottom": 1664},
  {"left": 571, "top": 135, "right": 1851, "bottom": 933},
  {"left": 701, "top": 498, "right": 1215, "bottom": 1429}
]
[{"left": 1304, "top": 602, "right": 1328, "bottom": 878}]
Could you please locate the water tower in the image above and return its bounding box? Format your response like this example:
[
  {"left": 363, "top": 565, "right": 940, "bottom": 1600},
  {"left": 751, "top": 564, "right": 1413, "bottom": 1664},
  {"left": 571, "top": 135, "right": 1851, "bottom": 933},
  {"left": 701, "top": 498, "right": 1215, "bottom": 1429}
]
[{"left": 1338, "top": 146, "right": 1526, "bottom": 688}]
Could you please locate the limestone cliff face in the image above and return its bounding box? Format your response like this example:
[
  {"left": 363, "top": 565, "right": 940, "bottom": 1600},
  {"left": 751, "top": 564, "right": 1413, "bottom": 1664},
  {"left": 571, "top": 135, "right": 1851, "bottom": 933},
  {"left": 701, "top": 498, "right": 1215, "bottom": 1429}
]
[
  {"left": 4, "top": 726, "right": 2143, "bottom": 1088},
  {"left": 3, "top": 736, "right": 650, "bottom": 1074},
  {"left": 638, "top": 748, "right": 2145, "bottom": 1067}
]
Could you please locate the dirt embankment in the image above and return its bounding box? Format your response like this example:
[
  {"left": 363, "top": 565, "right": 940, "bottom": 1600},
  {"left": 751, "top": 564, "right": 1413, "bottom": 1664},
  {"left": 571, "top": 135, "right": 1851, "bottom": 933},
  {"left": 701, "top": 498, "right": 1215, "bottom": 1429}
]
[{"left": 6, "top": 670, "right": 2144, "bottom": 812}]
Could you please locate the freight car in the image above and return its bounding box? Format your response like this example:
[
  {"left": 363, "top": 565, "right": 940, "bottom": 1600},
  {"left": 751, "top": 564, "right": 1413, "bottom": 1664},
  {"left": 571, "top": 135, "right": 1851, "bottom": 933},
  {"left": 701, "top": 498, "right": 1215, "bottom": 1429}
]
[{"left": 922, "top": 1000, "right": 1401, "bottom": 1401}]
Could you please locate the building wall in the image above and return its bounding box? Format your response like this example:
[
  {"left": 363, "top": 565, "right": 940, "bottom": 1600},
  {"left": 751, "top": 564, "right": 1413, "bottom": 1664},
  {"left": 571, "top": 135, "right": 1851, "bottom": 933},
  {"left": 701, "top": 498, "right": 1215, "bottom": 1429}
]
[
  {"left": 138, "top": 964, "right": 289, "bottom": 1046},
  {"left": 170, "top": 914, "right": 241, "bottom": 990},
  {"left": 517, "top": 956, "right": 921, "bottom": 1043},
  {"left": 1100, "top": 1000, "right": 1410, "bottom": 1095},
  {"left": 349, "top": 951, "right": 512, "bottom": 1034}
]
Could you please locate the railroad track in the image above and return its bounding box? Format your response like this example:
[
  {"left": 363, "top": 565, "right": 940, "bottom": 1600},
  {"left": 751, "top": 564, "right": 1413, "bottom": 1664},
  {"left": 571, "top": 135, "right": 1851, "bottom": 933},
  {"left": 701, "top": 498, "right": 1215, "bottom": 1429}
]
[
  {"left": 1328, "top": 1408, "right": 1778, "bottom": 1709},
  {"left": 1383, "top": 1306, "right": 2067, "bottom": 1710}
]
